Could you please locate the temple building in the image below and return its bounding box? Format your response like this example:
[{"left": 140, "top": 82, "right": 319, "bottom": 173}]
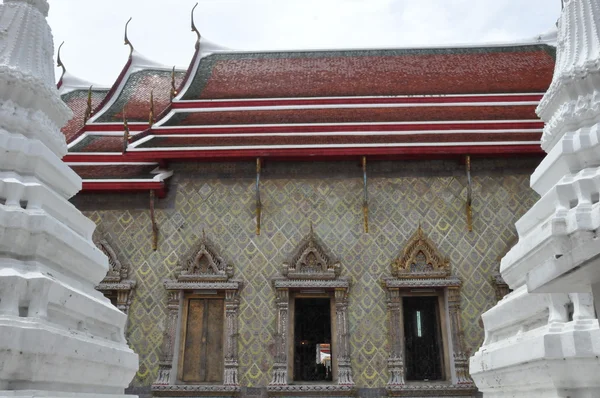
[{"left": 56, "top": 13, "right": 557, "bottom": 398}]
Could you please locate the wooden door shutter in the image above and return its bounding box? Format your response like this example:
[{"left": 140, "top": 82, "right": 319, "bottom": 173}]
[{"left": 180, "top": 297, "right": 224, "bottom": 383}]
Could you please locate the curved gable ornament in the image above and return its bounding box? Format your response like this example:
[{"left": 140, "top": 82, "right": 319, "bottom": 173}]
[
  {"left": 282, "top": 226, "right": 341, "bottom": 280},
  {"left": 177, "top": 231, "right": 233, "bottom": 283},
  {"left": 392, "top": 225, "right": 450, "bottom": 279},
  {"left": 94, "top": 236, "right": 136, "bottom": 314}
]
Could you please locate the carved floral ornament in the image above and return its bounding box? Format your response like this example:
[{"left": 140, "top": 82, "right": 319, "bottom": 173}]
[
  {"left": 170, "top": 230, "right": 235, "bottom": 286},
  {"left": 281, "top": 225, "right": 341, "bottom": 281},
  {"left": 392, "top": 225, "right": 451, "bottom": 279},
  {"left": 93, "top": 235, "right": 136, "bottom": 313}
]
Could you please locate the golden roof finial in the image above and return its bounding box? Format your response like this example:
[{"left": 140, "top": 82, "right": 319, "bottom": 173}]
[
  {"left": 170, "top": 66, "right": 178, "bottom": 99},
  {"left": 149, "top": 90, "right": 155, "bottom": 127},
  {"left": 57, "top": 41, "right": 66, "bottom": 82},
  {"left": 124, "top": 17, "right": 134, "bottom": 56},
  {"left": 83, "top": 85, "right": 93, "bottom": 125},
  {"left": 122, "top": 107, "right": 130, "bottom": 153},
  {"left": 191, "top": 3, "right": 201, "bottom": 49}
]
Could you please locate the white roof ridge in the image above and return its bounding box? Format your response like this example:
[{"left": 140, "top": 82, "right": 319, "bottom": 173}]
[
  {"left": 58, "top": 70, "right": 110, "bottom": 95},
  {"left": 203, "top": 31, "right": 558, "bottom": 56}
]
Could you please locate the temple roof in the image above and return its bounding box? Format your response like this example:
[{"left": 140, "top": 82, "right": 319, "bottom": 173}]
[
  {"left": 58, "top": 38, "right": 556, "bottom": 194},
  {"left": 182, "top": 45, "right": 555, "bottom": 100}
]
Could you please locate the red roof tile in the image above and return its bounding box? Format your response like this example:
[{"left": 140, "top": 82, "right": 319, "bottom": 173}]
[
  {"left": 95, "top": 70, "right": 185, "bottom": 123},
  {"left": 70, "top": 136, "right": 124, "bottom": 153},
  {"left": 183, "top": 45, "right": 555, "bottom": 100},
  {"left": 61, "top": 89, "right": 109, "bottom": 142}
]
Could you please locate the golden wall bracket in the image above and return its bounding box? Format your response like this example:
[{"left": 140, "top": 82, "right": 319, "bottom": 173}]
[
  {"left": 150, "top": 190, "right": 159, "bottom": 251},
  {"left": 256, "top": 158, "right": 262, "bottom": 236},
  {"left": 362, "top": 156, "right": 369, "bottom": 234},
  {"left": 465, "top": 155, "right": 473, "bottom": 232}
]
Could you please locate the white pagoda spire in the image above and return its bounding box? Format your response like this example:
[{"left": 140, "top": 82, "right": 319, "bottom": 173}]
[
  {"left": 0, "top": 1, "right": 138, "bottom": 397},
  {"left": 470, "top": 1, "right": 600, "bottom": 397}
]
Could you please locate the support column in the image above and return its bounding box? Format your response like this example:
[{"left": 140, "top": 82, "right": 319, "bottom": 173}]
[
  {"left": 447, "top": 287, "right": 472, "bottom": 385},
  {"left": 386, "top": 288, "right": 404, "bottom": 386},
  {"left": 224, "top": 289, "right": 240, "bottom": 386},
  {"left": 335, "top": 288, "right": 354, "bottom": 386},
  {"left": 155, "top": 291, "right": 181, "bottom": 385},
  {"left": 270, "top": 288, "right": 289, "bottom": 385}
]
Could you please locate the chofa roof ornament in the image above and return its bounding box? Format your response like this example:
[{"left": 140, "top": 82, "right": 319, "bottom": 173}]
[
  {"left": 191, "top": 2, "right": 201, "bottom": 49},
  {"left": 56, "top": 41, "right": 66, "bottom": 83},
  {"left": 124, "top": 17, "right": 134, "bottom": 56}
]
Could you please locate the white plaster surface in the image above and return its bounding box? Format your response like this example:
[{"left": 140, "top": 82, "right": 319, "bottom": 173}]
[
  {"left": 0, "top": 0, "right": 138, "bottom": 397},
  {"left": 470, "top": 1, "right": 600, "bottom": 396}
]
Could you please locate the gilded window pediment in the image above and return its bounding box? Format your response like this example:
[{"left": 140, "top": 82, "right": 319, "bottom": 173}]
[
  {"left": 281, "top": 226, "right": 340, "bottom": 280},
  {"left": 391, "top": 225, "right": 450, "bottom": 279},
  {"left": 93, "top": 234, "right": 136, "bottom": 314},
  {"left": 177, "top": 231, "right": 234, "bottom": 283}
]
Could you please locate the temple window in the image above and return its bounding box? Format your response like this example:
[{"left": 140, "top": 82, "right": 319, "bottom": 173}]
[
  {"left": 94, "top": 236, "right": 136, "bottom": 315},
  {"left": 152, "top": 232, "right": 242, "bottom": 397},
  {"left": 383, "top": 226, "right": 476, "bottom": 397},
  {"left": 268, "top": 226, "right": 354, "bottom": 396}
]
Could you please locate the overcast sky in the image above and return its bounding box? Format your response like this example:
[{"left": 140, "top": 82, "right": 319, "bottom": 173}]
[{"left": 41, "top": 0, "right": 560, "bottom": 86}]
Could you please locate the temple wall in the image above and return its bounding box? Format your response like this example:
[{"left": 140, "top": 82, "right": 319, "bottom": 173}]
[{"left": 73, "top": 159, "right": 539, "bottom": 396}]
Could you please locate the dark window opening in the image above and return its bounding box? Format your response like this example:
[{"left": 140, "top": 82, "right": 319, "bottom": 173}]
[
  {"left": 103, "top": 291, "right": 118, "bottom": 307},
  {"left": 294, "top": 298, "right": 332, "bottom": 382},
  {"left": 403, "top": 296, "right": 443, "bottom": 381}
]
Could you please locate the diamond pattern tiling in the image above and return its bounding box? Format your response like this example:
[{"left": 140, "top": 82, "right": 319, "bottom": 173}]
[{"left": 83, "top": 159, "right": 540, "bottom": 390}]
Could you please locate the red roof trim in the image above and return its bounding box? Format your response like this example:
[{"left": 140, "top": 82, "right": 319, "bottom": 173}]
[
  {"left": 64, "top": 144, "right": 544, "bottom": 163},
  {"left": 81, "top": 181, "right": 167, "bottom": 198},
  {"left": 149, "top": 121, "right": 544, "bottom": 135},
  {"left": 172, "top": 94, "right": 543, "bottom": 110}
]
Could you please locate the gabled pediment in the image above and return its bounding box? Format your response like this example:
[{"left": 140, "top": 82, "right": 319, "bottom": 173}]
[
  {"left": 171, "top": 231, "right": 234, "bottom": 285},
  {"left": 282, "top": 226, "right": 340, "bottom": 280},
  {"left": 392, "top": 225, "right": 451, "bottom": 279}
]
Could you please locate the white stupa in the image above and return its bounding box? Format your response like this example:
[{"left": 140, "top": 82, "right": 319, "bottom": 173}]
[
  {"left": 0, "top": 1, "right": 138, "bottom": 397},
  {"left": 470, "top": 1, "right": 600, "bottom": 397}
]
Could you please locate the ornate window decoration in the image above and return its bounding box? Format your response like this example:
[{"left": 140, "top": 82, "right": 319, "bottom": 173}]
[
  {"left": 382, "top": 226, "right": 476, "bottom": 397},
  {"left": 152, "top": 232, "right": 243, "bottom": 397},
  {"left": 268, "top": 226, "right": 355, "bottom": 397},
  {"left": 94, "top": 237, "right": 136, "bottom": 314}
]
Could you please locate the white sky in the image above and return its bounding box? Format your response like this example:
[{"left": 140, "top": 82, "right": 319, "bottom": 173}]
[{"left": 40, "top": 0, "right": 561, "bottom": 86}]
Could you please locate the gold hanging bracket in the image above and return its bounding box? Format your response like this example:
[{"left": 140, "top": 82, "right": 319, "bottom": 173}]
[
  {"left": 150, "top": 190, "right": 159, "bottom": 251},
  {"left": 57, "top": 41, "right": 66, "bottom": 83},
  {"left": 122, "top": 108, "right": 130, "bottom": 153},
  {"left": 124, "top": 17, "right": 134, "bottom": 56},
  {"left": 465, "top": 155, "right": 473, "bottom": 232},
  {"left": 149, "top": 90, "right": 155, "bottom": 127},
  {"left": 362, "top": 156, "right": 369, "bottom": 234},
  {"left": 256, "top": 158, "right": 262, "bottom": 235},
  {"left": 191, "top": 3, "right": 201, "bottom": 49},
  {"left": 83, "top": 85, "right": 93, "bottom": 125},
  {"left": 170, "top": 66, "right": 178, "bottom": 99}
]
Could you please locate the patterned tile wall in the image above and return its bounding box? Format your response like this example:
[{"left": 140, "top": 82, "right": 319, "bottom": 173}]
[{"left": 80, "top": 159, "right": 540, "bottom": 390}]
